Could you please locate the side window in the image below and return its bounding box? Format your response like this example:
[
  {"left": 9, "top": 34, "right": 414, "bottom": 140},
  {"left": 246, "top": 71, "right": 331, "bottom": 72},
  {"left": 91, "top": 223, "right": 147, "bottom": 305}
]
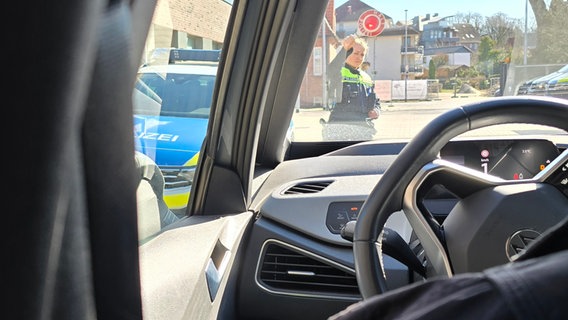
[{"left": 133, "top": 0, "right": 230, "bottom": 241}]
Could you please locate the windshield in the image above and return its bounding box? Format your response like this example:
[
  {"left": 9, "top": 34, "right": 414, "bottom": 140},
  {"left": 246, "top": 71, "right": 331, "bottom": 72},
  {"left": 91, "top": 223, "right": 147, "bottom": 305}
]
[
  {"left": 132, "top": 0, "right": 568, "bottom": 222},
  {"left": 134, "top": 71, "right": 216, "bottom": 118},
  {"left": 291, "top": 0, "right": 568, "bottom": 143}
]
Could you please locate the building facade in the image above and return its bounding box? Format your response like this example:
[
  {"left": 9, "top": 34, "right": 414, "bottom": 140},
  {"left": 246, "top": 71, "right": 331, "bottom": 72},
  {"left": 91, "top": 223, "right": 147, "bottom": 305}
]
[{"left": 141, "top": 0, "right": 231, "bottom": 63}]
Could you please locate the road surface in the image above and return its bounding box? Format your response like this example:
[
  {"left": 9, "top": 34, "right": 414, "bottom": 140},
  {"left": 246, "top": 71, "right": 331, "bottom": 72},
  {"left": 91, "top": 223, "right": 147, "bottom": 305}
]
[
  {"left": 292, "top": 94, "right": 566, "bottom": 142},
  {"left": 293, "top": 94, "right": 485, "bottom": 141}
]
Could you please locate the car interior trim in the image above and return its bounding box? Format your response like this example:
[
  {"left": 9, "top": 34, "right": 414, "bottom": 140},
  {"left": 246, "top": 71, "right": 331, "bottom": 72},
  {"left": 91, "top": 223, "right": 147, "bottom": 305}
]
[{"left": 254, "top": 239, "right": 361, "bottom": 301}]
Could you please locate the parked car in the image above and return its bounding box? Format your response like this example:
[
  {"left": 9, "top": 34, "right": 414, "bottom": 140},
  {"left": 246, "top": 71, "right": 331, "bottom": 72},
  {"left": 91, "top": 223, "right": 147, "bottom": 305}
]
[
  {"left": 133, "top": 48, "right": 219, "bottom": 214},
  {"left": 516, "top": 79, "right": 533, "bottom": 95},
  {"left": 544, "top": 71, "right": 568, "bottom": 99},
  {"left": 133, "top": 48, "right": 294, "bottom": 214},
  {"left": 13, "top": 0, "right": 568, "bottom": 319},
  {"left": 518, "top": 64, "right": 568, "bottom": 96}
]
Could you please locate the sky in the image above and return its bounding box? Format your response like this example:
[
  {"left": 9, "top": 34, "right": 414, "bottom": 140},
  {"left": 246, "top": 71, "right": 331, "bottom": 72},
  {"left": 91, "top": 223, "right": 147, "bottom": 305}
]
[{"left": 334, "top": 0, "right": 535, "bottom": 22}]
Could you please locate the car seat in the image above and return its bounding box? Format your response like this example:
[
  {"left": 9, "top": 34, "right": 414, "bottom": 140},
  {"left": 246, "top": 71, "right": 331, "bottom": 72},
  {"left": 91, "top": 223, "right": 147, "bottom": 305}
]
[{"left": 135, "top": 151, "right": 180, "bottom": 241}]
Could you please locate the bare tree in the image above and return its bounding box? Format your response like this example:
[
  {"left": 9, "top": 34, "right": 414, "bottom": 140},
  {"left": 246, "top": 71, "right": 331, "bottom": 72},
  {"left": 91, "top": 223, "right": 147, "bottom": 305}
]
[
  {"left": 454, "top": 12, "right": 484, "bottom": 30},
  {"left": 529, "top": 0, "right": 556, "bottom": 27},
  {"left": 528, "top": 0, "right": 568, "bottom": 63},
  {"left": 482, "top": 13, "right": 522, "bottom": 49}
]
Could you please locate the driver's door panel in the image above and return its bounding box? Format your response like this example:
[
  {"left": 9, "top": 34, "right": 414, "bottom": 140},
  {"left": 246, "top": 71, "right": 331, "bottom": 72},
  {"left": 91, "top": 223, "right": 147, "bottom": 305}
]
[{"left": 139, "top": 212, "right": 253, "bottom": 319}]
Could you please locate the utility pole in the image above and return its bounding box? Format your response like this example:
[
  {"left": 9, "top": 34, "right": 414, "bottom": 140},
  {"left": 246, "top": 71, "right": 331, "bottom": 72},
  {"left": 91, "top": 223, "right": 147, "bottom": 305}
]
[
  {"left": 404, "top": 9, "right": 408, "bottom": 102},
  {"left": 523, "top": 0, "right": 528, "bottom": 65},
  {"left": 322, "top": 18, "right": 328, "bottom": 110}
]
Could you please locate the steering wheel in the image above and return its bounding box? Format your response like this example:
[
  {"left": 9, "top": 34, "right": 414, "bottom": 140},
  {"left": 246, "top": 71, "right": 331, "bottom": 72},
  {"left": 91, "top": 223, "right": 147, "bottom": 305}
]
[{"left": 353, "top": 96, "right": 568, "bottom": 298}]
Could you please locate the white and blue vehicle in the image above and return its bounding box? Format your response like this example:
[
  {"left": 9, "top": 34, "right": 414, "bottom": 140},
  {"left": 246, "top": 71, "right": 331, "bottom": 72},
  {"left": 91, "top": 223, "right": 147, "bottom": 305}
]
[
  {"left": 543, "top": 70, "right": 568, "bottom": 99},
  {"left": 133, "top": 49, "right": 220, "bottom": 214}
]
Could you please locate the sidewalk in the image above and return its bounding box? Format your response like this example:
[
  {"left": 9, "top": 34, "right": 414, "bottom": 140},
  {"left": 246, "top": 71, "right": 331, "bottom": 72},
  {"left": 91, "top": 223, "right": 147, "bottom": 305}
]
[{"left": 381, "top": 92, "right": 488, "bottom": 111}]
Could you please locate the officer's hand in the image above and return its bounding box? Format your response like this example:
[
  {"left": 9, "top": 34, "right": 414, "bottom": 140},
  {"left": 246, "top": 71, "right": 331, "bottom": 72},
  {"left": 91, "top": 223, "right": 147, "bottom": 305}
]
[
  {"left": 368, "top": 108, "right": 380, "bottom": 119},
  {"left": 342, "top": 35, "right": 356, "bottom": 51}
]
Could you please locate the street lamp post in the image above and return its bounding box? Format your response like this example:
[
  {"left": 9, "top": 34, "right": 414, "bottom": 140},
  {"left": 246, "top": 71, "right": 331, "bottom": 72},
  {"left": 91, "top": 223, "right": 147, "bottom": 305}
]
[
  {"left": 404, "top": 9, "right": 408, "bottom": 102},
  {"left": 322, "top": 18, "right": 327, "bottom": 110},
  {"left": 524, "top": 0, "right": 528, "bottom": 65}
]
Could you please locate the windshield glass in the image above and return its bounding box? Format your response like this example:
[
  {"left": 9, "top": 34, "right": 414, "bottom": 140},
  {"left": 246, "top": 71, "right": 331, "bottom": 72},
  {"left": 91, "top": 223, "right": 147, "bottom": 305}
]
[
  {"left": 135, "top": 72, "right": 216, "bottom": 118},
  {"left": 290, "top": 0, "right": 568, "bottom": 142},
  {"left": 132, "top": 0, "right": 568, "bottom": 225}
]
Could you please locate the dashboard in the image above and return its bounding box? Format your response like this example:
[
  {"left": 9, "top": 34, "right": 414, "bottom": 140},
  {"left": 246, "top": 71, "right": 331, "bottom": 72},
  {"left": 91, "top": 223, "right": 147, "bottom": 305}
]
[{"left": 238, "top": 137, "right": 568, "bottom": 320}]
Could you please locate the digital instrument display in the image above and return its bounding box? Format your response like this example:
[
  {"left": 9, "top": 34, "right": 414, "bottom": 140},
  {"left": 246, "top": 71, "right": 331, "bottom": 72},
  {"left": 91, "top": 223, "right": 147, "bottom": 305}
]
[{"left": 440, "top": 139, "right": 560, "bottom": 180}]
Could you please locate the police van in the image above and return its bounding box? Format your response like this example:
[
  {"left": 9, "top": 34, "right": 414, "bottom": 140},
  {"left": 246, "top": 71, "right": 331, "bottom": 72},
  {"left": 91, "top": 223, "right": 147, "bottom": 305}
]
[{"left": 133, "top": 48, "right": 220, "bottom": 215}]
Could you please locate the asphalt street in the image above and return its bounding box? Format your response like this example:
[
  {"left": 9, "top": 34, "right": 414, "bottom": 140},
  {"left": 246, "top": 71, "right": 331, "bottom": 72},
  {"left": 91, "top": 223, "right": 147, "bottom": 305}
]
[
  {"left": 291, "top": 93, "right": 568, "bottom": 142},
  {"left": 292, "top": 93, "right": 489, "bottom": 141}
]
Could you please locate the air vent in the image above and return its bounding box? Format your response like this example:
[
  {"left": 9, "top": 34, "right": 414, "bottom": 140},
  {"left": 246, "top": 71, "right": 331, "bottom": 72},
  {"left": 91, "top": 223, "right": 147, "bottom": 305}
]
[
  {"left": 258, "top": 243, "right": 359, "bottom": 297},
  {"left": 283, "top": 180, "right": 333, "bottom": 195}
]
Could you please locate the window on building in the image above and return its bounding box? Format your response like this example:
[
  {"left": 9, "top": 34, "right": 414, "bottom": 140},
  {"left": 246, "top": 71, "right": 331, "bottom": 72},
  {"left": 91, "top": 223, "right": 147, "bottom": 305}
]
[{"left": 313, "top": 47, "right": 322, "bottom": 76}]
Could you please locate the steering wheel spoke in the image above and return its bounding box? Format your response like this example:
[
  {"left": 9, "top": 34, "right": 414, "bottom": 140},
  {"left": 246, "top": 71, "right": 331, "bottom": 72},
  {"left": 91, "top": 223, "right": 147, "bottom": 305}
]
[
  {"left": 401, "top": 159, "right": 506, "bottom": 279},
  {"left": 418, "top": 159, "right": 507, "bottom": 198}
]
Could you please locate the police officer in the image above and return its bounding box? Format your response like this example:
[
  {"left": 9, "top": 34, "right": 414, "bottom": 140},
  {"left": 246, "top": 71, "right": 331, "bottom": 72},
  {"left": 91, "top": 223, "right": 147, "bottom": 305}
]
[{"left": 327, "top": 35, "right": 380, "bottom": 125}]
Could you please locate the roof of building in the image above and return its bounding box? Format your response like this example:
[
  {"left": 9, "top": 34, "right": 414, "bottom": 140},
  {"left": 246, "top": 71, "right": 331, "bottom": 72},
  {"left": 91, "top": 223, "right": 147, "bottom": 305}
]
[
  {"left": 438, "top": 64, "right": 471, "bottom": 71},
  {"left": 454, "top": 23, "right": 481, "bottom": 43},
  {"left": 378, "top": 25, "right": 420, "bottom": 36},
  {"left": 424, "top": 45, "right": 473, "bottom": 55},
  {"left": 335, "top": 0, "right": 392, "bottom": 22}
]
